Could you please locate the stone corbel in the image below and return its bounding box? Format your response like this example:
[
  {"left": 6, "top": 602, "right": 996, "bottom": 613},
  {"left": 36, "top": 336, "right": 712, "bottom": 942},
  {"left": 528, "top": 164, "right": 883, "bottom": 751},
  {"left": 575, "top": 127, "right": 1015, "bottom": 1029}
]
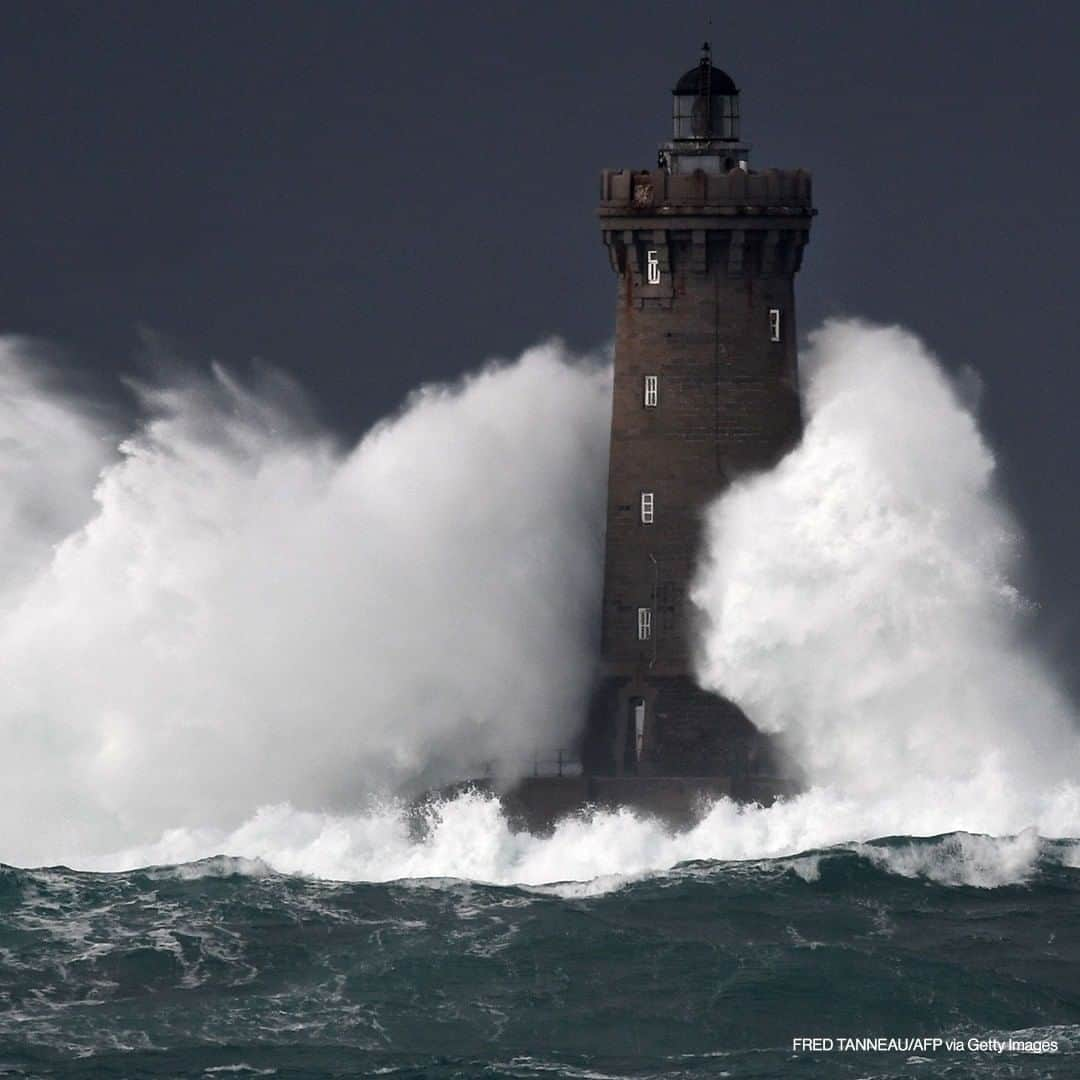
[
  {"left": 601, "top": 230, "right": 623, "bottom": 274},
  {"left": 727, "top": 229, "right": 745, "bottom": 278},
  {"left": 623, "top": 229, "right": 643, "bottom": 287},
  {"left": 791, "top": 230, "right": 809, "bottom": 274},
  {"left": 690, "top": 229, "right": 707, "bottom": 274},
  {"left": 761, "top": 230, "right": 780, "bottom": 277}
]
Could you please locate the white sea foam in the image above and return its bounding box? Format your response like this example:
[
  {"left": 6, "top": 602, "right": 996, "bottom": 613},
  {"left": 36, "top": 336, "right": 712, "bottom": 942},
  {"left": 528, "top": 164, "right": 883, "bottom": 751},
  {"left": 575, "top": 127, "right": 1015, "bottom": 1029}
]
[
  {"left": 780, "top": 855, "right": 823, "bottom": 884},
  {"left": 203, "top": 1068, "right": 278, "bottom": 1076},
  {"left": 76, "top": 789, "right": 1079, "bottom": 891},
  {"left": 2, "top": 320, "right": 1079, "bottom": 884},
  {"left": 146, "top": 855, "right": 274, "bottom": 881},
  {"left": 854, "top": 829, "right": 1045, "bottom": 889}
]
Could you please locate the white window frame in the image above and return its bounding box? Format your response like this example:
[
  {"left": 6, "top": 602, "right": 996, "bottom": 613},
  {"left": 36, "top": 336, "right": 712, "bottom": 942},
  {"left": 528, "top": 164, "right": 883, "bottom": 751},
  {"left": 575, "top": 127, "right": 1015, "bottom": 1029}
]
[
  {"left": 769, "top": 308, "right": 782, "bottom": 342},
  {"left": 644, "top": 374, "right": 658, "bottom": 407},
  {"left": 646, "top": 249, "right": 661, "bottom": 285},
  {"left": 637, "top": 607, "right": 652, "bottom": 640},
  {"left": 640, "top": 491, "right": 654, "bottom": 524}
]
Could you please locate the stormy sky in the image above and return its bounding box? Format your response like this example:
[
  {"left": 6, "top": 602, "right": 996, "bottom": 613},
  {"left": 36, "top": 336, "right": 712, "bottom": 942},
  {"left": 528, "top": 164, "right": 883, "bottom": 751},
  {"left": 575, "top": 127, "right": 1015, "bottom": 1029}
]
[{"left": 2, "top": 1, "right": 1078, "bottom": 685}]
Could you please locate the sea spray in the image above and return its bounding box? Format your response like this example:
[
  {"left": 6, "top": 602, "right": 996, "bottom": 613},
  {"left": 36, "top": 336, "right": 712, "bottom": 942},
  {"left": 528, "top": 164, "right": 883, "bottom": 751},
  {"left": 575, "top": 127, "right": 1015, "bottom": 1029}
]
[
  {"left": 88, "top": 318, "right": 1080, "bottom": 885},
  {"left": 0, "top": 340, "right": 610, "bottom": 866},
  {"left": 0, "top": 342, "right": 113, "bottom": 590},
  {"left": 693, "top": 319, "right": 1080, "bottom": 836},
  {"left": 75, "top": 789, "right": 1074, "bottom": 891},
  {"left": 1, "top": 321, "right": 1078, "bottom": 882}
]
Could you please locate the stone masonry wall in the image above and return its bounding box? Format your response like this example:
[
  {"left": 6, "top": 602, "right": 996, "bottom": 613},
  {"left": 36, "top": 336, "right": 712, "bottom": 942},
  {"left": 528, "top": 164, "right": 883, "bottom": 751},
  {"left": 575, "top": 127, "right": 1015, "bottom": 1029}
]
[{"left": 586, "top": 167, "right": 813, "bottom": 779}]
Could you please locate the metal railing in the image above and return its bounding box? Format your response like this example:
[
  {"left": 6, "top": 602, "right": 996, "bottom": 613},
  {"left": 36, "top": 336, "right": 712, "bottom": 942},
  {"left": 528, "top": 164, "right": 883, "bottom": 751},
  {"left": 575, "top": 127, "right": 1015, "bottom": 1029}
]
[
  {"left": 529, "top": 748, "right": 582, "bottom": 778},
  {"left": 476, "top": 750, "right": 583, "bottom": 780}
]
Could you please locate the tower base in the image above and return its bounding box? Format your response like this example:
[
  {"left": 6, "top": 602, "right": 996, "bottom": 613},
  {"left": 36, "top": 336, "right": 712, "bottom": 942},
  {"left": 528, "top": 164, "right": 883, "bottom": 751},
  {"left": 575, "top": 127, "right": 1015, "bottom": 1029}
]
[
  {"left": 414, "top": 771, "right": 800, "bottom": 838},
  {"left": 583, "top": 675, "right": 787, "bottom": 782}
]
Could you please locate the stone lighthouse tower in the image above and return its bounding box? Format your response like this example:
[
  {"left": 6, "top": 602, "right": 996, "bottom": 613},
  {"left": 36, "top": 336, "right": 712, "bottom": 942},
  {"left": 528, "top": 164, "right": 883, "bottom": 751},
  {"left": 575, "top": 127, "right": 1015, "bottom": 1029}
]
[{"left": 583, "top": 45, "right": 814, "bottom": 789}]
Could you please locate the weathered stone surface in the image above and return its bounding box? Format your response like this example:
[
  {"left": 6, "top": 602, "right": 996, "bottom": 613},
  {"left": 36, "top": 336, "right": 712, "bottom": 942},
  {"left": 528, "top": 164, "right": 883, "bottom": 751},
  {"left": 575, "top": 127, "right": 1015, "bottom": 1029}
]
[{"left": 585, "top": 170, "right": 814, "bottom": 779}]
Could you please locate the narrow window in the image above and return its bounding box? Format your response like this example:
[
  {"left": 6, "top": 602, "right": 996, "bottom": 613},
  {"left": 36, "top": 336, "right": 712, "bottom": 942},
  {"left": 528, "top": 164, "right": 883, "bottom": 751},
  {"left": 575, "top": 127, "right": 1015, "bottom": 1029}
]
[
  {"left": 633, "top": 699, "right": 646, "bottom": 761},
  {"left": 637, "top": 607, "right": 652, "bottom": 640},
  {"left": 640, "top": 491, "right": 654, "bottom": 524},
  {"left": 646, "top": 250, "right": 661, "bottom": 285},
  {"left": 769, "top": 308, "right": 782, "bottom": 342},
  {"left": 644, "top": 374, "right": 658, "bottom": 407}
]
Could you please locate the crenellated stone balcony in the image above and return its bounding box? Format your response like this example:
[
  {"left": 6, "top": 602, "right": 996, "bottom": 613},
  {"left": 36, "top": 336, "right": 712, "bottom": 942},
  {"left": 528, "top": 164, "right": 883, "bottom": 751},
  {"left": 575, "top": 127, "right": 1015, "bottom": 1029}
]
[{"left": 599, "top": 167, "right": 814, "bottom": 219}]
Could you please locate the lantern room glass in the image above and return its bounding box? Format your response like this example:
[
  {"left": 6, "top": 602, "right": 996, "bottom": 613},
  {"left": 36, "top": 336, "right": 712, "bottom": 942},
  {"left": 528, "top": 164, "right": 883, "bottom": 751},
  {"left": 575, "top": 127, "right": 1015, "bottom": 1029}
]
[{"left": 672, "top": 93, "right": 740, "bottom": 141}]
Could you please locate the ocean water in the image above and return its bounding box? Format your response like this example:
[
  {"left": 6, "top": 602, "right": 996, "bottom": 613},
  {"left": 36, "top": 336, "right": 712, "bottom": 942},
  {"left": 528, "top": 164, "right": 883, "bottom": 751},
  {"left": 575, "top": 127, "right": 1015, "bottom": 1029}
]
[
  {"left": 2, "top": 830, "right": 1078, "bottom": 1080},
  {"left": 3, "top": 325, "right": 1080, "bottom": 1077}
]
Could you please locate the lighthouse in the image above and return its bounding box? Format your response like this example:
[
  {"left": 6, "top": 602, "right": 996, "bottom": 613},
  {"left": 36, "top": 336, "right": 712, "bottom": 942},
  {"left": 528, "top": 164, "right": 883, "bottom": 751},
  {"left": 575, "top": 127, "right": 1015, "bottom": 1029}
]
[{"left": 583, "top": 45, "right": 815, "bottom": 790}]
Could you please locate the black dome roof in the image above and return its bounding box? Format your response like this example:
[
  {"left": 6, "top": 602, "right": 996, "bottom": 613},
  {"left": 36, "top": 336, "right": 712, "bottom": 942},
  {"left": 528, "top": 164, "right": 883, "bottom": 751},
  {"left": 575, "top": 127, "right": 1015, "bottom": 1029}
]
[{"left": 673, "top": 64, "right": 738, "bottom": 96}]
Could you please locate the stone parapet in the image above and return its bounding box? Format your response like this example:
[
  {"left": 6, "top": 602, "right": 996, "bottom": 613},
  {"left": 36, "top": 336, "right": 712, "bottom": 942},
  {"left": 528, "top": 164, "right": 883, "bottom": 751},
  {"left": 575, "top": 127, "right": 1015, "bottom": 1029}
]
[{"left": 599, "top": 166, "right": 813, "bottom": 216}]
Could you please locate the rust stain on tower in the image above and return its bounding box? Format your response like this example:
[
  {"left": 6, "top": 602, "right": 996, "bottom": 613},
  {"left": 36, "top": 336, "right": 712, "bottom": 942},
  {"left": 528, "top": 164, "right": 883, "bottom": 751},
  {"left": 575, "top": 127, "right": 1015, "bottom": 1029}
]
[{"left": 582, "top": 45, "right": 815, "bottom": 793}]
